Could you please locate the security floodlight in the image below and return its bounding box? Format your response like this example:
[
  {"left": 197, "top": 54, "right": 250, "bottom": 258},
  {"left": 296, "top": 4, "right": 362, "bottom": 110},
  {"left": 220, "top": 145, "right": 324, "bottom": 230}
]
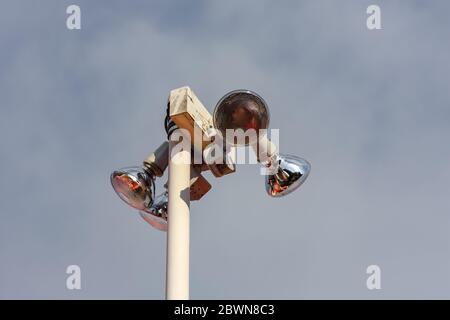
[
  {"left": 213, "top": 89, "right": 270, "bottom": 146},
  {"left": 213, "top": 89, "right": 311, "bottom": 197},
  {"left": 265, "top": 154, "right": 311, "bottom": 197},
  {"left": 139, "top": 190, "right": 168, "bottom": 231},
  {"left": 111, "top": 137, "right": 211, "bottom": 232},
  {"left": 110, "top": 166, "right": 155, "bottom": 212},
  {"left": 110, "top": 86, "right": 311, "bottom": 299}
]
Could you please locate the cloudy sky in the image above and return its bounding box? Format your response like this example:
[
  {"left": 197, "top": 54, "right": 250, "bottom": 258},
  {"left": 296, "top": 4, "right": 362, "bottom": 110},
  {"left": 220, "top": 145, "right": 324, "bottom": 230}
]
[{"left": 1, "top": 0, "right": 449, "bottom": 299}]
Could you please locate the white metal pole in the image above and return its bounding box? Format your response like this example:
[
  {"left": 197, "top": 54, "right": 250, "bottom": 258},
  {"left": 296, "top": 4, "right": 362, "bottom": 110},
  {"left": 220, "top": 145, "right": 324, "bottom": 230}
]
[{"left": 165, "top": 140, "right": 191, "bottom": 300}]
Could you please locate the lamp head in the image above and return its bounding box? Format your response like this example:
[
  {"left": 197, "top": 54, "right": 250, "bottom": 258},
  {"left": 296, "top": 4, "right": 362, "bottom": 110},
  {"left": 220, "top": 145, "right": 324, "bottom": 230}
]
[
  {"left": 265, "top": 154, "right": 311, "bottom": 197},
  {"left": 213, "top": 90, "right": 270, "bottom": 146},
  {"left": 139, "top": 191, "right": 168, "bottom": 231},
  {"left": 214, "top": 89, "right": 311, "bottom": 197},
  {"left": 110, "top": 166, "right": 155, "bottom": 211}
]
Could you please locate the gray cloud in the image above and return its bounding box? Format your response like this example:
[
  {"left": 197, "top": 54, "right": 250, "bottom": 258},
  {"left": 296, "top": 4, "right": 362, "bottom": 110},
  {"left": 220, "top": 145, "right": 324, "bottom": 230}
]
[{"left": 0, "top": 0, "right": 449, "bottom": 299}]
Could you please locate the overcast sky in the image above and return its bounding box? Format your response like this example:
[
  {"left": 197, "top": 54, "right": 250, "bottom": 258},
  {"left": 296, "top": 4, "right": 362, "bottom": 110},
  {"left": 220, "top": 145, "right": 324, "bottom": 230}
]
[{"left": 1, "top": 0, "right": 449, "bottom": 299}]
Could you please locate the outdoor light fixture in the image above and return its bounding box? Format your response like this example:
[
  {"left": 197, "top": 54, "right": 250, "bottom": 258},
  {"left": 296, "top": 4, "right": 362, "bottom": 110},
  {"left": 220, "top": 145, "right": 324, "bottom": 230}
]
[
  {"left": 264, "top": 154, "right": 311, "bottom": 197},
  {"left": 213, "top": 89, "right": 270, "bottom": 146},
  {"left": 110, "top": 86, "right": 311, "bottom": 299},
  {"left": 213, "top": 90, "right": 311, "bottom": 197},
  {"left": 139, "top": 190, "right": 168, "bottom": 231},
  {"left": 110, "top": 166, "right": 155, "bottom": 212},
  {"left": 110, "top": 141, "right": 172, "bottom": 229}
]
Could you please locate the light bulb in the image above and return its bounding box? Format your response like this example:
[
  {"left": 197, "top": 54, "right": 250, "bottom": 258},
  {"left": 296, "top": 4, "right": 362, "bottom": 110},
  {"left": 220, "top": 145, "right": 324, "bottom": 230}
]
[
  {"left": 213, "top": 90, "right": 270, "bottom": 146},
  {"left": 139, "top": 191, "right": 168, "bottom": 231},
  {"left": 110, "top": 166, "right": 155, "bottom": 211},
  {"left": 265, "top": 154, "right": 311, "bottom": 197}
]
